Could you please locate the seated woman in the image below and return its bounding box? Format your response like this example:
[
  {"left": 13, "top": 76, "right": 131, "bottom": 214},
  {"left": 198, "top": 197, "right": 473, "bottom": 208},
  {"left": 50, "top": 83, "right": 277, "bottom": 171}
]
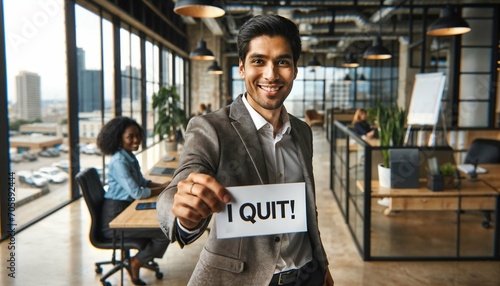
[
  {"left": 96, "top": 117, "right": 170, "bottom": 285},
  {"left": 352, "top": 108, "right": 378, "bottom": 138}
]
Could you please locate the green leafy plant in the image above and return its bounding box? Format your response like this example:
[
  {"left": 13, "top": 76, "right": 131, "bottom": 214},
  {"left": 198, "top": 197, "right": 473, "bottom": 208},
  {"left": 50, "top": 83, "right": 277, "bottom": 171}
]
[
  {"left": 439, "top": 162, "right": 457, "bottom": 176},
  {"left": 152, "top": 85, "right": 187, "bottom": 142},
  {"left": 376, "top": 103, "right": 407, "bottom": 168}
]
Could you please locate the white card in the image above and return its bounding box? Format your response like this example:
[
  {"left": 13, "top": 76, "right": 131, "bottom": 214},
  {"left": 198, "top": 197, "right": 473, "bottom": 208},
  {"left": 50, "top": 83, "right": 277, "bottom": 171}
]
[{"left": 215, "top": 182, "right": 307, "bottom": 239}]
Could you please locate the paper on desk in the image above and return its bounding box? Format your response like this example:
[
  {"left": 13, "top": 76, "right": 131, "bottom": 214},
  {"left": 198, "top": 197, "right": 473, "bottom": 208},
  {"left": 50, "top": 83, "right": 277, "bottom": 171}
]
[
  {"left": 457, "top": 164, "right": 487, "bottom": 174},
  {"left": 215, "top": 182, "right": 307, "bottom": 239}
]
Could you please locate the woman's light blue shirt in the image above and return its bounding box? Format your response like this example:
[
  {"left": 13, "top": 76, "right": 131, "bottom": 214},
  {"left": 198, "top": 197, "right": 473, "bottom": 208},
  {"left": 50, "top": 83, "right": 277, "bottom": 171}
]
[{"left": 104, "top": 148, "right": 151, "bottom": 201}]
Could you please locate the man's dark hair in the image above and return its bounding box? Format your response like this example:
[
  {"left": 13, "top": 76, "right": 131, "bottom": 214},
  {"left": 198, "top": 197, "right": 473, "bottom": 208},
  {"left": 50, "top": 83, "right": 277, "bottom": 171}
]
[
  {"left": 237, "top": 14, "right": 301, "bottom": 65},
  {"left": 96, "top": 116, "right": 145, "bottom": 155}
]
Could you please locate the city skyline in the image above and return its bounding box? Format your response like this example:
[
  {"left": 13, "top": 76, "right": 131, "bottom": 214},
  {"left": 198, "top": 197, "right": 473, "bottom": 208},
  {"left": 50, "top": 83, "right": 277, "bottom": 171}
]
[{"left": 4, "top": 0, "right": 117, "bottom": 103}]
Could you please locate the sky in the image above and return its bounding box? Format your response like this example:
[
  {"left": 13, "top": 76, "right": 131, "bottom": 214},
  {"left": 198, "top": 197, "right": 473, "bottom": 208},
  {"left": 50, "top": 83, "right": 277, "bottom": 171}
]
[
  {"left": 4, "top": 0, "right": 67, "bottom": 101},
  {"left": 4, "top": 0, "right": 112, "bottom": 102}
]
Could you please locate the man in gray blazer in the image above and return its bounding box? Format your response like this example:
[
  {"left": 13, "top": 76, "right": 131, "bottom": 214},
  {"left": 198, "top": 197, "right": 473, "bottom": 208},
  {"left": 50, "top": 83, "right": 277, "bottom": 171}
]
[{"left": 157, "top": 14, "right": 333, "bottom": 286}]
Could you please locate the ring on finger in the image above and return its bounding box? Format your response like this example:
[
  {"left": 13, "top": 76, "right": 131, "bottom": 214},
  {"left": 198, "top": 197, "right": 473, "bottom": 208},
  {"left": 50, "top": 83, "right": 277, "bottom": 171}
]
[{"left": 189, "top": 182, "right": 196, "bottom": 195}]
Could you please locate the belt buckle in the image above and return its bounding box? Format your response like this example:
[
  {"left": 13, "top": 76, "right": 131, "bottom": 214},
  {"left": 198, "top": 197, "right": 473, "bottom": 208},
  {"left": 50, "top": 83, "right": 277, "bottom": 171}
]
[{"left": 278, "top": 269, "right": 298, "bottom": 285}]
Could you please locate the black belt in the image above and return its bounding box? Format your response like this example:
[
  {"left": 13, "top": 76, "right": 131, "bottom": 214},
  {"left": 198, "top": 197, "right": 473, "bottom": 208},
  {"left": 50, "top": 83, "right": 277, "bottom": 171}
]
[{"left": 269, "top": 268, "right": 300, "bottom": 285}]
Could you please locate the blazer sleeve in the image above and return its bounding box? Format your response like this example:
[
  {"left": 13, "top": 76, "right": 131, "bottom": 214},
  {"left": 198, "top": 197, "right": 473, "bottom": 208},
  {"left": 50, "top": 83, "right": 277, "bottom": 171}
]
[{"left": 156, "top": 115, "right": 219, "bottom": 246}]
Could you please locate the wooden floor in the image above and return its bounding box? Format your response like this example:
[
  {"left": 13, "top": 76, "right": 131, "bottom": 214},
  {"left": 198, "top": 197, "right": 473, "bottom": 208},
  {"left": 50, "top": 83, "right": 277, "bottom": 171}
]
[{"left": 1, "top": 129, "right": 500, "bottom": 286}]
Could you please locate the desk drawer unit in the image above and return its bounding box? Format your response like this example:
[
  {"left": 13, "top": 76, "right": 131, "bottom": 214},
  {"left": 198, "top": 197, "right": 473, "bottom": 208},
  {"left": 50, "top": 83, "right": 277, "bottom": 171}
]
[
  {"left": 460, "top": 196, "right": 496, "bottom": 211},
  {"left": 391, "top": 197, "right": 458, "bottom": 211}
]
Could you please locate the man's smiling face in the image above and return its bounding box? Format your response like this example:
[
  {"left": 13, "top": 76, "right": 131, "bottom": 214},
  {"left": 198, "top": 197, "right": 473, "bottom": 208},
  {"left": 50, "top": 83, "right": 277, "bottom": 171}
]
[{"left": 239, "top": 35, "right": 298, "bottom": 114}]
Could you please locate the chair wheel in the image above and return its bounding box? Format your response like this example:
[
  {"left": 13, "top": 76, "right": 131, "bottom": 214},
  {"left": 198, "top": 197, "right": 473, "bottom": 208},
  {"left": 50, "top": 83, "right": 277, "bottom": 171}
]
[
  {"left": 482, "top": 221, "right": 490, "bottom": 228},
  {"left": 95, "top": 266, "right": 103, "bottom": 274},
  {"left": 156, "top": 271, "right": 164, "bottom": 279},
  {"left": 102, "top": 281, "right": 112, "bottom": 286}
]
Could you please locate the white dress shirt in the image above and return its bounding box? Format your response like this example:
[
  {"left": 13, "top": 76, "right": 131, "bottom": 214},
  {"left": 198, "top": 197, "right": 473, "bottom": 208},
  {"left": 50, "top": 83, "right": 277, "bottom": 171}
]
[{"left": 242, "top": 94, "right": 313, "bottom": 273}]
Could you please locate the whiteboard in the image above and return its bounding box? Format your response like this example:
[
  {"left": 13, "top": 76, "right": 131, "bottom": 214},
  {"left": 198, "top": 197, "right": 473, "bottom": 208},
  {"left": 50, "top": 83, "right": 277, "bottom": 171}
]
[{"left": 407, "top": 72, "right": 446, "bottom": 126}]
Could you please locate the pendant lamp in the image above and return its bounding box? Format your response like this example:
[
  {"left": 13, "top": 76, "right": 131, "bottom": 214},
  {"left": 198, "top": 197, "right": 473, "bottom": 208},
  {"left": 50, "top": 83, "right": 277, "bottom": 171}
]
[
  {"left": 342, "top": 52, "right": 360, "bottom": 68},
  {"left": 364, "top": 2, "right": 392, "bottom": 60},
  {"left": 190, "top": 21, "right": 215, "bottom": 61},
  {"left": 207, "top": 35, "right": 223, "bottom": 74},
  {"left": 307, "top": 55, "right": 322, "bottom": 69},
  {"left": 427, "top": 6, "right": 471, "bottom": 36},
  {"left": 363, "top": 36, "right": 392, "bottom": 60},
  {"left": 174, "top": 0, "right": 225, "bottom": 18},
  {"left": 207, "top": 61, "right": 223, "bottom": 74},
  {"left": 344, "top": 73, "right": 352, "bottom": 82}
]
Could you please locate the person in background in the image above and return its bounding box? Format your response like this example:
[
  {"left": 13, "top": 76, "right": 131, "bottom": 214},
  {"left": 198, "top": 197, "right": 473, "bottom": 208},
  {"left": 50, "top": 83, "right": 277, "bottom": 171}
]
[
  {"left": 205, "top": 103, "right": 212, "bottom": 113},
  {"left": 156, "top": 14, "right": 333, "bottom": 286},
  {"left": 352, "top": 108, "right": 378, "bottom": 138},
  {"left": 96, "top": 116, "right": 170, "bottom": 286},
  {"left": 197, "top": 103, "right": 207, "bottom": 115}
]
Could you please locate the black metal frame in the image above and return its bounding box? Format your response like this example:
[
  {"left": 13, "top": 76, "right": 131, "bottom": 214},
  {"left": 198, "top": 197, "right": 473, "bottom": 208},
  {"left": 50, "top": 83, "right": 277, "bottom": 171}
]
[{"left": 331, "top": 120, "right": 500, "bottom": 261}]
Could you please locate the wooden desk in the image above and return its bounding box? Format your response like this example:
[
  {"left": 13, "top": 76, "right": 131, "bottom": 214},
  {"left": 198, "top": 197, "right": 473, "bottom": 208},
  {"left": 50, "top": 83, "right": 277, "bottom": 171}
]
[
  {"left": 465, "top": 164, "right": 500, "bottom": 189},
  {"left": 108, "top": 153, "right": 179, "bottom": 285},
  {"left": 109, "top": 196, "right": 159, "bottom": 229},
  {"left": 110, "top": 151, "right": 179, "bottom": 230},
  {"left": 357, "top": 179, "right": 498, "bottom": 216},
  {"left": 143, "top": 151, "right": 179, "bottom": 185}
]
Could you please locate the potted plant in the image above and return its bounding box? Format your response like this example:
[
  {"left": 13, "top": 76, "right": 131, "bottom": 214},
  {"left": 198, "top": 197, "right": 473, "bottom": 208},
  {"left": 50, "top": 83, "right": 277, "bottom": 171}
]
[
  {"left": 375, "top": 103, "right": 407, "bottom": 187},
  {"left": 152, "top": 85, "right": 187, "bottom": 151},
  {"left": 439, "top": 162, "right": 457, "bottom": 189},
  {"left": 427, "top": 162, "right": 457, "bottom": 191}
]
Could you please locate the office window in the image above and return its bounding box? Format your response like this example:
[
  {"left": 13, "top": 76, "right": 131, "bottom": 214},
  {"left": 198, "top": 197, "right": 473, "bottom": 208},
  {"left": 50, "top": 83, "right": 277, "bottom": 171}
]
[
  {"left": 174, "top": 55, "right": 186, "bottom": 108},
  {"left": 121, "top": 28, "right": 142, "bottom": 125},
  {"left": 145, "top": 40, "right": 159, "bottom": 145},
  {"left": 4, "top": 0, "right": 70, "bottom": 227},
  {"left": 162, "top": 50, "right": 173, "bottom": 86}
]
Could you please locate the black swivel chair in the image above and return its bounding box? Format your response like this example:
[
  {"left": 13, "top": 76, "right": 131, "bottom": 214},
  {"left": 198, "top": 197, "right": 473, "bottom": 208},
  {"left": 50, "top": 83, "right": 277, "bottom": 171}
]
[
  {"left": 464, "top": 138, "right": 500, "bottom": 165},
  {"left": 76, "top": 168, "right": 163, "bottom": 286},
  {"left": 463, "top": 138, "right": 500, "bottom": 228}
]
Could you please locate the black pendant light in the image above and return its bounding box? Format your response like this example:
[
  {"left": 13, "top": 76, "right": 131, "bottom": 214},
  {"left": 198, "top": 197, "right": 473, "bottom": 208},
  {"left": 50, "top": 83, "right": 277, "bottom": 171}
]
[
  {"left": 207, "top": 61, "right": 223, "bottom": 74},
  {"left": 207, "top": 35, "right": 223, "bottom": 74},
  {"left": 364, "top": 36, "right": 392, "bottom": 60},
  {"left": 342, "top": 52, "right": 360, "bottom": 68},
  {"left": 190, "top": 21, "right": 215, "bottom": 61},
  {"left": 174, "top": 0, "right": 225, "bottom": 18},
  {"left": 427, "top": 6, "right": 471, "bottom": 36},
  {"left": 364, "top": 1, "right": 392, "bottom": 60},
  {"left": 343, "top": 73, "right": 352, "bottom": 82},
  {"left": 307, "top": 55, "right": 322, "bottom": 69}
]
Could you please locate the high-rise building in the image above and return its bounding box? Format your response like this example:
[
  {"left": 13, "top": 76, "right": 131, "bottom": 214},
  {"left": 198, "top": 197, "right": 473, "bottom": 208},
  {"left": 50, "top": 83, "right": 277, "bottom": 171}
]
[
  {"left": 77, "top": 48, "right": 101, "bottom": 112},
  {"left": 122, "top": 65, "right": 140, "bottom": 101},
  {"left": 16, "top": 71, "right": 42, "bottom": 121}
]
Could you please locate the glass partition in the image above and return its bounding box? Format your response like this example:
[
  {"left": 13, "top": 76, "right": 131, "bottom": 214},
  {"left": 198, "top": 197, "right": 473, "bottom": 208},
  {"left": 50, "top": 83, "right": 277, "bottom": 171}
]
[{"left": 331, "top": 120, "right": 499, "bottom": 260}]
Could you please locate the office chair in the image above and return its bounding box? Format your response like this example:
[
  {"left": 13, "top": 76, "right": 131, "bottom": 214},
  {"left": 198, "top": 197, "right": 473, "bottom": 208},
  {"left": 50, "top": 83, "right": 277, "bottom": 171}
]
[
  {"left": 76, "top": 168, "right": 163, "bottom": 286},
  {"left": 463, "top": 139, "right": 500, "bottom": 228},
  {"left": 464, "top": 138, "right": 500, "bottom": 165}
]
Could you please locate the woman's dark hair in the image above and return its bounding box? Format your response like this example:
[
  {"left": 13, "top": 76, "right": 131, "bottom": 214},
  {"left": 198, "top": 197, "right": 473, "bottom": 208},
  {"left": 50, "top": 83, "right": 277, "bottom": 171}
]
[
  {"left": 237, "top": 14, "right": 301, "bottom": 66},
  {"left": 96, "top": 117, "right": 145, "bottom": 155}
]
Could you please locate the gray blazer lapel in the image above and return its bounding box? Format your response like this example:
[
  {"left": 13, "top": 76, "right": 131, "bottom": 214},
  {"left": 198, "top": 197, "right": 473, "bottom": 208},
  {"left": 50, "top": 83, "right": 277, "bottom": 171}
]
[{"left": 229, "top": 96, "right": 269, "bottom": 184}]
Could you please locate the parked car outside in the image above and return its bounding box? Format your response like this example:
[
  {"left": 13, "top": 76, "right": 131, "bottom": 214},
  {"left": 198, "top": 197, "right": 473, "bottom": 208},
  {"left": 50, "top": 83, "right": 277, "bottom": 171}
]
[
  {"left": 39, "top": 150, "right": 54, "bottom": 157},
  {"left": 39, "top": 148, "right": 60, "bottom": 157},
  {"left": 38, "top": 167, "right": 69, "bottom": 183},
  {"left": 22, "top": 151, "right": 38, "bottom": 161},
  {"left": 46, "top": 148, "right": 60, "bottom": 157},
  {"left": 81, "top": 143, "right": 100, "bottom": 155},
  {"left": 51, "top": 160, "right": 70, "bottom": 172},
  {"left": 11, "top": 153, "right": 23, "bottom": 163},
  {"left": 17, "top": 170, "right": 49, "bottom": 188},
  {"left": 56, "top": 144, "right": 69, "bottom": 153}
]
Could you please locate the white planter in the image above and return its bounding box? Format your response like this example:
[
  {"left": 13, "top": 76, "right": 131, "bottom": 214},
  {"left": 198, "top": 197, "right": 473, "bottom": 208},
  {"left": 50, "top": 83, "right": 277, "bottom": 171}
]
[
  {"left": 378, "top": 163, "right": 391, "bottom": 188},
  {"left": 164, "top": 140, "right": 177, "bottom": 152}
]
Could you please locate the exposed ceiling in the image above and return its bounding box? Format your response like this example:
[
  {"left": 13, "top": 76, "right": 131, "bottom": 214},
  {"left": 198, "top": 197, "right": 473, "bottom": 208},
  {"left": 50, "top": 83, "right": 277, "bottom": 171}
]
[{"left": 179, "top": 0, "right": 499, "bottom": 59}]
